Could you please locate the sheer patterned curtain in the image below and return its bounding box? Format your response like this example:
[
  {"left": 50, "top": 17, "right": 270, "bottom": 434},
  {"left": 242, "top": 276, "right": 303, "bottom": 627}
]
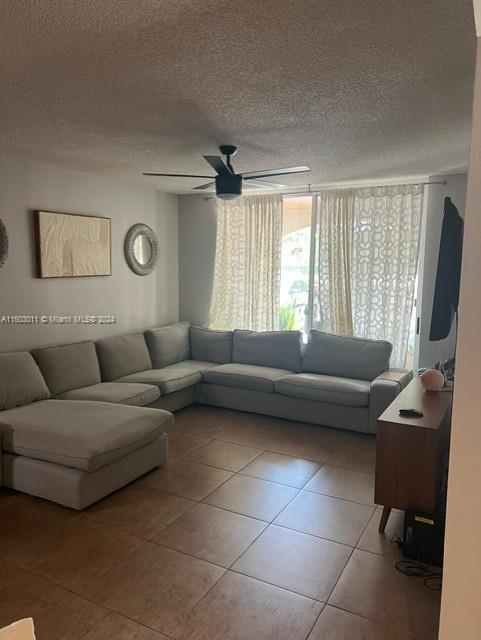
[
  {"left": 209, "top": 194, "right": 283, "bottom": 331},
  {"left": 314, "top": 184, "right": 424, "bottom": 367},
  {"left": 315, "top": 190, "right": 355, "bottom": 336}
]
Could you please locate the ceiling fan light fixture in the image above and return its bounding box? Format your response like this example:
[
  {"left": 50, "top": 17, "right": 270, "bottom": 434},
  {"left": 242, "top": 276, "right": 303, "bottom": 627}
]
[
  {"left": 215, "top": 173, "right": 242, "bottom": 200},
  {"left": 143, "top": 145, "right": 310, "bottom": 199},
  {"left": 217, "top": 192, "right": 240, "bottom": 200}
]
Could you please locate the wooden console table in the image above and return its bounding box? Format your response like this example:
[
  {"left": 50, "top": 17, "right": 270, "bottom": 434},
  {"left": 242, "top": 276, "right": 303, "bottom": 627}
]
[{"left": 375, "top": 377, "right": 452, "bottom": 532}]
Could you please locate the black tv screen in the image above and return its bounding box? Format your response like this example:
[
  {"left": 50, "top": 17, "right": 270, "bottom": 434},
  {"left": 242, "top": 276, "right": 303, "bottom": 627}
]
[{"left": 429, "top": 197, "right": 464, "bottom": 341}]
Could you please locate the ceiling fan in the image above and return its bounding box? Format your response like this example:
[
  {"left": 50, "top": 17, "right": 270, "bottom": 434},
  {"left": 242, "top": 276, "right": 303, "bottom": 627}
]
[{"left": 143, "top": 145, "right": 310, "bottom": 199}]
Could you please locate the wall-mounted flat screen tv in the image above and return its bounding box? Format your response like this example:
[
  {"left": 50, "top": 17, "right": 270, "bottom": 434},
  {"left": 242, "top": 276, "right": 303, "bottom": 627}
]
[{"left": 429, "top": 197, "right": 464, "bottom": 341}]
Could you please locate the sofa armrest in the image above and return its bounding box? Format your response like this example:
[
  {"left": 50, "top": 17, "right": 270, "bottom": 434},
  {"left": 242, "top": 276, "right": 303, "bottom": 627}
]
[{"left": 368, "top": 369, "right": 413, "bottom": 434}]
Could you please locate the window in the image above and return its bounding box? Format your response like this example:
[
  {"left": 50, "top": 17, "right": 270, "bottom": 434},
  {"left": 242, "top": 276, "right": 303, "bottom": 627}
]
[
  {"left": 279, "top": 196, "right": 313, "bottom": 338},
  {"left": 280, "top": 188, "right": 422, "bottom": 368}
]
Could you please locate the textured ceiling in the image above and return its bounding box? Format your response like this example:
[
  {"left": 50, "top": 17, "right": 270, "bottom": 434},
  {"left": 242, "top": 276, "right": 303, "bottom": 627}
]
[{"left": 0, "top": 0, "right": 476, "bottom": 193}]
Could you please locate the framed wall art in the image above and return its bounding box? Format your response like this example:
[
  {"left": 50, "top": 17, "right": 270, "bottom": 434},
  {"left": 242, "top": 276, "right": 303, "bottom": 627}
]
[{"left": 34, "top": 210, "right": 111, "bottom": 278}]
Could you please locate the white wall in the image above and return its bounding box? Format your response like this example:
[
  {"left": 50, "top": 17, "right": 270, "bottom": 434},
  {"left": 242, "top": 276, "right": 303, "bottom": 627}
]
[
  {"left": 417, "top": 173, "right": 467, "bottom": 368},
  {"left": 0, "top": 153, "right": 179, "bottom": 351},
  {"left": 178, "top": 194, "right": 217, "bottom": 326},
  {"left": 439, "top": 36, "right": 481, "bottom": 640}
]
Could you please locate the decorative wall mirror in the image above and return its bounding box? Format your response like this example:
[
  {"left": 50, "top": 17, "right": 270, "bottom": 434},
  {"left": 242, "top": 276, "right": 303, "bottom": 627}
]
[
  {"left": 124, "top": 223, "right": 159, "bottom": 275},
  {"left": 0, "top": 219, "right": 8, "bottom": 268}
]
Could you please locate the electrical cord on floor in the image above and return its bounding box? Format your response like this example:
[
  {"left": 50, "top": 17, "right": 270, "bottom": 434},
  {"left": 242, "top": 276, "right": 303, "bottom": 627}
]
[{"left": 395, "top": 560, "right": 443, "bottom": 590}]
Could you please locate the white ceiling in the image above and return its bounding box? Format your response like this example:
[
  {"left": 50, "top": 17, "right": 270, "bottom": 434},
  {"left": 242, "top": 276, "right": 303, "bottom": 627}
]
[{"left": 0, "top": 0, "right": 476, "bottom": 193}]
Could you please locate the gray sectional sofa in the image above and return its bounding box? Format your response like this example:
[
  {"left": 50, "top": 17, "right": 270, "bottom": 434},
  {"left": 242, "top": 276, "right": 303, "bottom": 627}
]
[{"left": 0, "top": 322, "right": 411, "bottom": 510}]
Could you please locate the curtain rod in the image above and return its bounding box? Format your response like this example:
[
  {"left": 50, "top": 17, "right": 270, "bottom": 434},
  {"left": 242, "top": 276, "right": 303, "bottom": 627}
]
[{"left": 202, "top": 179, "right": 447, "bottom": 201}]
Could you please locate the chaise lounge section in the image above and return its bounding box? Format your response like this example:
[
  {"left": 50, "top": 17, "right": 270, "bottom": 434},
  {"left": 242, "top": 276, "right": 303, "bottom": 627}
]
[{"left": 0, "top": 352, "right": 172, "bottom": 509}]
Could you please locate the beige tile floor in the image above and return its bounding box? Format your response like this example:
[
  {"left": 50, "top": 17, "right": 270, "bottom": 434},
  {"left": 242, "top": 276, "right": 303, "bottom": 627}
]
[{"left": 0, "top": 406, "right": 441, "bottom": 640}]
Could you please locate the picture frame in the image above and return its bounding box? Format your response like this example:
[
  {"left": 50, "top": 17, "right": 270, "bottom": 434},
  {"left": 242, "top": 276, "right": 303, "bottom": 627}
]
[{"left": 34, "top": 210, "right": 111, "bottom": 278}]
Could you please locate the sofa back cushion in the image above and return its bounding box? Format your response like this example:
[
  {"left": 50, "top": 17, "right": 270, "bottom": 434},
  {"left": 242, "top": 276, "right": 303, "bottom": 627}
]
[
  {"left": 32, "top": 341, "right": 101, "bottom": 396},
  {"left": 302, "top": 330, "right": 392, "bottom": 380},
  {"left": 190, "top": 326, "right": 232, "bottom": 364},
  {"left": 232, "top": 330, "right": 303, "bottom": 372},
  {"left": 0, "top": 352, "right": 51, "bottom": 410},
  {"left": 144, "top": 321, "right": 191, "bottom": 369},
  {"left": 96, "top": 333, "right": 152, "bottom": 381}
]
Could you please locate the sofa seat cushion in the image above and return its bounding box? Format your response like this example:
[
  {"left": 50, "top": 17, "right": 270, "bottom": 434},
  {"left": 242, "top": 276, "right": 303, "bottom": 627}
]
[
  {"left": 0, "top": 399, "right": 172, "bottom": 472},
  {"left": 202, "top": 363, "right": 292, "bottom": 393},
  {"left": 57, "top": 382, "right": 160, "bottom": 406},
  {"left": 117, "top": 367, "right": 202, "bottom": 394},
  {"left": 276, "top": 373, "right": 370, "bottom": 407},
  {"left": 168, "top": 360, "right": 218, "bottom": 373}
]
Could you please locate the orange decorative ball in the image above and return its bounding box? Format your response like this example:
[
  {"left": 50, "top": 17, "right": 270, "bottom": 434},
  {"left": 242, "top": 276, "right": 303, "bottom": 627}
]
[{"left": 420, "top": 368, "right": 445, "bottom": 391}]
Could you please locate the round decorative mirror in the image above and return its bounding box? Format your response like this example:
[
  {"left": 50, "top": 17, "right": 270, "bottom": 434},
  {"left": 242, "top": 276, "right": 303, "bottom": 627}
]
[
  {"left": 124, "top": 223, "right": 159, "bottom": 275},
  {"left": 0, "top": 219, "right": 8, "bottom": 268},
  {"left": 133, "top": 234, "right": 153, "bottom": 265}
]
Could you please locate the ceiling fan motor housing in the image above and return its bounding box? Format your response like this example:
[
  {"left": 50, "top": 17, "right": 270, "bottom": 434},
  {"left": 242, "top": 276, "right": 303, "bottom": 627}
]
[{"left": 215, "top": 173, "right": 242, "bottom": 199}]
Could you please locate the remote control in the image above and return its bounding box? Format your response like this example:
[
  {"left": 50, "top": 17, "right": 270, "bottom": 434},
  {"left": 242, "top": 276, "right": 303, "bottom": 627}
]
[{"left": 399, "top": 408, "right": 424, "bottom": 418}]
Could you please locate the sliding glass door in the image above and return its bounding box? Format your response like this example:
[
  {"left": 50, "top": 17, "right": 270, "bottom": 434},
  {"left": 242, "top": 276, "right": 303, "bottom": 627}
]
[
  {"left": 280, "top": 192, "right": 421, "bottom": 369},
  {"left": 279, "top": 196, "right": 314, "bottom": 338}
]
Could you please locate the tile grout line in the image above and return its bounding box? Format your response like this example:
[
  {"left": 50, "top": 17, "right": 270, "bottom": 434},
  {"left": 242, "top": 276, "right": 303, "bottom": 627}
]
[
  {"left": 221, "top": 464, "right": 310, "bottom": 569},
  {"left": 156, "top": 442, "right": 375, "bottom": 507},
  {"left": 303, "top": 602, "right": 327, "bottom": 640},
  {"left": 178, "top": 446, "right": 266, "bottom": 474},
  {"left": 227, "top": 565, "right": 328, "bottom": 604},
  {"left": 178, "top": 447, "right": 375, "bottom": 480},
  {"left": 4, "top": 552, "right": 178, "bottom": 640},
  {"left": 236, "top": 469, "right": 320, "bottom": 490},
  {"left": 169, "top": 438, "right": 214, "bottom": 457},
  {"left": 86, "top": 500, "right": 397, "bottom": 574},
  {"left": 302, "top": 532, "right": 359, "bottom": 638},
  {"left": 174, "top": 427, "right": 341, "bottom": 463},
  {"left": 325, "top": 602, "right": 428, "bottom": 640},
  {"left": 2, "top": 466, "right": 376, "bottom": 560},
  {"left": 320, "top": 461, "right": 376, "bottom": 475},
  {"left": 157, "top": 436, "right": 377, "bottom": 548},
  {"left": 145, "top": 432, "right": 327, "bottom": 635},
  {"left": 166, "top": 435, "right": 343, "bottom": 636},
  {"left": 308, "top": 491, "right": 383, "bottom": 637},
  {"left": 266, "top": 522, "right": 365, "bottom": 551},
  {"left": 4, "top": 519, "right": 230, "bottom": 640},
  {"left": 231, "top": 428, "right": 376, "bottom": 639},
  {"left": 171, "top": 427, "right": 374, "bottom": 471},
  {"left": 300, "top": 486, "right": 376, "bottom": 508}
]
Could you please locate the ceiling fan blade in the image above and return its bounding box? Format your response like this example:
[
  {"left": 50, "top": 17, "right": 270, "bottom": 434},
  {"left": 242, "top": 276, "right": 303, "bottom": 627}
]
[
  {"left": 243, "top": 166, "right": 310, "bottom": 180},
  {"left": 143, "top": 172, "right": 214, "bottom": 178},
  {"left": 203, "top": 155, "right": 233, "bottom": 176},
  {"left": 245, "top": 179, "right": 287, "bottom": 189},
  {"left": 193, "top": 182, "right": 216, "bottom": 190}
]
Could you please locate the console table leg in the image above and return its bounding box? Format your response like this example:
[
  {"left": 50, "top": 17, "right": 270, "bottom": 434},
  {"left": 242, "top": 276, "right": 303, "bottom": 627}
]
[{"left": 379, "top": 506, "right": 392, "bottom": 533}]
